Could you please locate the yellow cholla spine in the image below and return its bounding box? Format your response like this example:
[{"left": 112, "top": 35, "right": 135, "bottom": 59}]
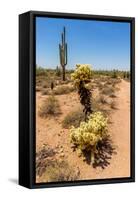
[
  {"left": 71, "top": 64, "right": 92, "bottom": 87},
  {"left": 70, "top": 112, "right": 108, "bottom": 151}
]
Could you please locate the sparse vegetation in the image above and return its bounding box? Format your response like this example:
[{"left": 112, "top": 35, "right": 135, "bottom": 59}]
[
  {"left": 36, "top": 65, "right": 130, "bottom": 182},
  {"left": 41, "top": 89, "right": 50, "bottom": 95},
  {"left": 36, "top": 144, "right": 79, "bottom": 182},
  {"left": 39, "top": 95, "right": 61, "bottom": 117},
  {"left": 41, "top": 159, "right": 79, "bottom": 182},
  {"left": 53, "top": 85, "right": 75, "bottom": 95},
  {"left": 62, "top": 107, "right": 85, "bottom": 128},
  {"left": 110, "top": 100, "right": 117, "bottom": 109},
  {"left": 101, "top": 86, "right": 115, "bottom": 96}
]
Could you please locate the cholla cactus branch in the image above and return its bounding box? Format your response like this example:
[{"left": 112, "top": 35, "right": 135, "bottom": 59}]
[{"left": 71, "top": 64, "right": 93, "bottom": 121}]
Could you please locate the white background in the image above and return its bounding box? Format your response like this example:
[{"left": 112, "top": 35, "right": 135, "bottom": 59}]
[{"left": 0, "top": 0, "right": 137, "bottom": 199}]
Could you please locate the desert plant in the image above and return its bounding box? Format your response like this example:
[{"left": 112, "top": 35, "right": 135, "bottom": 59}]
[
  {"left": 42, "top": 160, "right": 79, "bottom": 182},
  {"left": 126, "top": 71, "right": 130, "bottom": 79},
  {"left": 53, "top": 85, "right": 75, "bottom": 95},
  {"left": 110, "top": 100, "right": 117, "bottom": 109},
  {"left": 109, "top": 93, "right": 116, "bottom": 98},
  {"left": 56, "top": 65, "right": 61, "bottom": 77},
  {"left": 36, "top": 144, "right": 56, "bottom": 177},
  {"left": 59, "top": 27, "right": 68, "bottom": 81},
  {"left": 51, "top": 81, "right": 54, "bottom": 90},
  {"left": 112, "top": 69, "right": 117, "bottom": 78},
  {"left": 98, "top": 95, "right": 107, "bottom": 104},
  {"left": 36, "top": 67, "right": 48, "bottom": 76},
  {"left": 41, "top": 89, "right": 50, "bottom": 95},
  {"left": 101, "top": 86, "right": 114, "bottom": 96},
  {"left": 70, "top": 111, "right": 108, "bottom": 164},
  {"left": 62, "top": 108, "right": 85, "bottom": 128},
  {"left": 39, "top": 95, "right": 61, "bottom": 117},
  {"left": 71, "top": 64, "right": 92, "bottom": 120}
]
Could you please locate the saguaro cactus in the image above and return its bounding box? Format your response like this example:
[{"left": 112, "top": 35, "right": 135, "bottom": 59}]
[{"left": 59, "top": 27, "right": 68, "bottom": 81}]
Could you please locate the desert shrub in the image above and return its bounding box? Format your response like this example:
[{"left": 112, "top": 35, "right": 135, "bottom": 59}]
[
  {"left": 101, "top": 86, "right": 114, "bottom": 96},
  {"left": 39, "top": 95, "right": 61, "bottom": 117},
  {"left": 36, "top": 67, "right": 48, "bottom": 76},
  {"left": 109, "top": 93, "right": 116, "bottom": 98},
  {"left": 42, "top": 83, "right": 49, "bottom": 88},
  {"left": 111, "top": 70, "right": 117, "bottom": 78},
  {"left": 41, "top": 89, "right": 50, "bottom": 95},
  {"left": 90, "top": 98, "right": 109, "bottom": 118},
  {"left": 97, "top": 82, "right": 104, "bottom": 90},
  {"left": 110, "top": 100, "right": 117, "bottom": 109},
  {"left": 36, "top": 144, "right": 56, "bottom": 177},
  {"left": 70, "top": 111, "right": 108, "bottom": 164},
  {"left": 98, "top": 95, "right": 107, "bottom": 104},
  {"left": 62, "top": 108, "right": 85, "bottom": 128},
  {"left": 111, "top": 78, "right": 121, "bottom": 85},
  {"left": 53, "top": 85, "right": 75, "bottom": 95},
  {"left": 42, "top": 160, "right": 79, "bottom": 182},
  {"left": 56, "top": 66, "right": 61, "bottom": 77}
]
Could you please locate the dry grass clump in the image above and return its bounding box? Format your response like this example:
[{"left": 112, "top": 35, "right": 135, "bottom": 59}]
[
  {"left": 98, "top": 95, "right": 108, "bottom": 104},
  {"left": 97, "top": 82, "right": 104, "bottom": 90},
  {"left": 62, "top": 107, "right": 85, "bottom": 128},
  {"left": 39, "top": 95, "right": 61, "bottom": 117},
  {"left": 36, "top": 144, "right": 79, "bottom": 182},
  {"left": 41, "top": 160, "right": 79, "bottom": 182},
  {"left": 42, "top": 83, "right": 50, "bottom": 88},
  {"left": 92, "top": 97, "right": 110, "bottom": 118},
  {"left": 41, "top": 89, "right": 50, "bottom": 96},
  {"left": 36, "top": 144, "right": 56, "bottom": 177},
  {"left": 109, "top": 93, "right": 116, "bottom": 98},
  {"left": 110, "top": 100, "right": 117, "bottom": 109},
  {"left": 53, "top": 85, "right": 75, "bottom": 95},
  {"left": 101, "top": 86, "right": 115, "bottom": 96}
]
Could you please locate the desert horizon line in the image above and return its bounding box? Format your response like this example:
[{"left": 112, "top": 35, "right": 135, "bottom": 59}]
[{"left": 36, "top": 65, "right": 130, "bottom": 72}]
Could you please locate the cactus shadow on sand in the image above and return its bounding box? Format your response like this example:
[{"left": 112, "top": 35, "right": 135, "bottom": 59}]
[{"left": 83, "top": 136, "right": 117, "bottom": 169}]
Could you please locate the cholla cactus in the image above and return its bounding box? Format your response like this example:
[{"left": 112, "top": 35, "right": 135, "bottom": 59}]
[
  {"left": 71, "top": 64, "right": 92, "bottom": 120},
  {"left": 70, "top": 112, "right": 108, "bottom": 164},
  {"left": 71, "top": 64, "right": 92, "bottom": 86}
]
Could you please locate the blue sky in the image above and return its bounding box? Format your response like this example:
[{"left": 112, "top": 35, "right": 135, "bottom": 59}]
[{"left": 36, "top": 17, "right": 130, "bottom": 71}]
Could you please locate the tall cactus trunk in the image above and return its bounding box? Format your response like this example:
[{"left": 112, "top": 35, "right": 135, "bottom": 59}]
[
  {"left": 62, "top": 65, "right": 65, "bottom": 81},
  {"left": 59, "top": 27, "right": 68, "bottom": 81}
]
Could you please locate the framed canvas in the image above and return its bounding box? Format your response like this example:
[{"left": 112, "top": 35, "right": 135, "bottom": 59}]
[{"left": 19, "top": 11, "right": 135, "bottom": 189}]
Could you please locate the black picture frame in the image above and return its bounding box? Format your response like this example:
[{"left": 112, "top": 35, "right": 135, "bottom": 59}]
[{"left": 19, "top": 10, "right": 135, "bottom": 189}]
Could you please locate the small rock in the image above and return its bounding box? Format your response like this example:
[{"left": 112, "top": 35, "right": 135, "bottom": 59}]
[
  {"left": 59, "top": 148, "right": 64, "bottom": 153},
  {"left": 60, "top": 153, "right": 65, "bottom": 157}
]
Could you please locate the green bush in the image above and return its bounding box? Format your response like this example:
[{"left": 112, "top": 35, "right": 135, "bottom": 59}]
[
  {"left": 39, "top": 95, "right": 61, "bottom": 117},
  {"left": 62, "top": 108, "right": 85, "bottom": 128}
]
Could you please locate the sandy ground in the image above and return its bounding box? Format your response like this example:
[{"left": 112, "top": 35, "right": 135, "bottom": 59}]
[{"left": 36, "top": 79, "right": 130, "bottom": 181}]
